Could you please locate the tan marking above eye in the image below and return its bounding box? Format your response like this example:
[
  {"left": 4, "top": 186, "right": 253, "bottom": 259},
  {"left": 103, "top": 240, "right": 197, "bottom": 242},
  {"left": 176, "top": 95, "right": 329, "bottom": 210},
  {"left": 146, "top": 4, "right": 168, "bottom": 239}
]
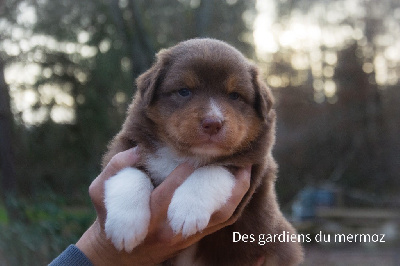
[
  {"left": 224, "top": 75, "right": 255, "bottom": 103},
  {"left": 182, "top": 71, "right": 200, "bottom": 89},
  {"left": 225, "top": 75, "right": 238, "bottom": 93}
]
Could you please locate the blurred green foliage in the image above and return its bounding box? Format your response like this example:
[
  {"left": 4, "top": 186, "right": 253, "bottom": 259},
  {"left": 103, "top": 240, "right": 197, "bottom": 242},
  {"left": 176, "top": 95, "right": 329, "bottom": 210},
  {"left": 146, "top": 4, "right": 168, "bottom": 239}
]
[
  {"left": 0, "top": 206, "right": 7, "bottom": 224},
  {"left": 0, "top": 193, "right": 94, "bottom": 265}
]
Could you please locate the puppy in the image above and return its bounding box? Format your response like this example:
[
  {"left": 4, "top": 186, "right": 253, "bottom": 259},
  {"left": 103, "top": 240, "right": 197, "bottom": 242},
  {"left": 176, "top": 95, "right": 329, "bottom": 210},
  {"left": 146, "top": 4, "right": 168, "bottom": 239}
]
[{"left": 102, "top": 38, "right": 304, "bottom": 265}]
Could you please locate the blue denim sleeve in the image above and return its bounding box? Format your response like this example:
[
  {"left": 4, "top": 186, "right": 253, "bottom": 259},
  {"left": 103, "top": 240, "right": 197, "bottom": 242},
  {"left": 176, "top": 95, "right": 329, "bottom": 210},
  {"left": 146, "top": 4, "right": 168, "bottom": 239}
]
[{"left": 49, "top": 245, "right": 93, "bottom": 266}]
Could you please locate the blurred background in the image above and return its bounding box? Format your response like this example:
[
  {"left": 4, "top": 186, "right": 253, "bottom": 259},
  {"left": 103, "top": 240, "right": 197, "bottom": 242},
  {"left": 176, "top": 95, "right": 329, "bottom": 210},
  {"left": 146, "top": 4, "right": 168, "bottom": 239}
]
[{"left": 0, "top": 0, "right": 399, "bottom": 265}]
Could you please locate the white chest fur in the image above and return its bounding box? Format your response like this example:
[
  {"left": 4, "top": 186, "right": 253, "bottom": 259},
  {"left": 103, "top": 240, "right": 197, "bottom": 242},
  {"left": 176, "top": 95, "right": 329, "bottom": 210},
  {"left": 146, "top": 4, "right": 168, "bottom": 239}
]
[{"left": 145, "top": 146, "right": 186, "bottom": 185}]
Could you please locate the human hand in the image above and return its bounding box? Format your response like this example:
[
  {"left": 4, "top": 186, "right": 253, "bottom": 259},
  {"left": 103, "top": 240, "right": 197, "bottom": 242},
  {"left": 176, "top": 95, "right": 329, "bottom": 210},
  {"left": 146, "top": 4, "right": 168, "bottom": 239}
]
[{"left": 76, "top": 147, "right": 251, "bottom": 266}]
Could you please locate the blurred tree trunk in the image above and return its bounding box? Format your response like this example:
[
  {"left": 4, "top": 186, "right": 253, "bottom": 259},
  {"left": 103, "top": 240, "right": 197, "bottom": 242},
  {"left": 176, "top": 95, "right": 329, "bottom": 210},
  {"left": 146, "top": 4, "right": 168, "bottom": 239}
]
[
  {"left": 0, "top": 58, "right": 18, "bottom": 219},
  {"left": 129, "top": 0, "right": 155, "bottom": 68},
  {"left": 196, "top": 0, "right": 213, "bottom": 37},
  {"left": 109, "top": 0, "right": 155, "bottom": 82}
]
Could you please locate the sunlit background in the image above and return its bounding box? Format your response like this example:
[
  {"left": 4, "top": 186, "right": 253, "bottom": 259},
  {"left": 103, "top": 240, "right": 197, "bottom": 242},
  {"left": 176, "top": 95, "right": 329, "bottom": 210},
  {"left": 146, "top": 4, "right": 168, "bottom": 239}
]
[
  {"left": 0, "top": 0, "right": 399, "bottom": 264},
  {"left": 3, "top": 0, "right": 400, "bottom": 122}
]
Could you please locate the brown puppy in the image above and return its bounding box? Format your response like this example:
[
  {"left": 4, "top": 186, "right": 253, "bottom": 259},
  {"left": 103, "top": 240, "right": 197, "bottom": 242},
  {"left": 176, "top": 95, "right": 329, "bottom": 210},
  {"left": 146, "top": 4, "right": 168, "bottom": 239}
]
[{"left": 102, "top": 39, "right": 303, "bottom": 265}]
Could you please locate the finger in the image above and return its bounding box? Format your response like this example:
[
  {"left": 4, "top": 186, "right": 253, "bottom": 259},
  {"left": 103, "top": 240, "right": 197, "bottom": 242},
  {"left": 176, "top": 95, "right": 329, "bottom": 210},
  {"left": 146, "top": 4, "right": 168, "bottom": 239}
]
[
  {"left": 255, "top": 256, "right": 266, "bottom": 266},
  {"left": 208, "top": 165, "right": 251, "bottom": 227},
  {"left": 150, "top": 163, "right": 195, "bottom": 216},
  {"left": 102, "top": 147, "right": 141, "bottom": 178},
  {"left": 146, "top": 163, "right": 195, "bottom": 243},
  {"left": 90, "top": 147, "right": 140, "bottom": 195}
]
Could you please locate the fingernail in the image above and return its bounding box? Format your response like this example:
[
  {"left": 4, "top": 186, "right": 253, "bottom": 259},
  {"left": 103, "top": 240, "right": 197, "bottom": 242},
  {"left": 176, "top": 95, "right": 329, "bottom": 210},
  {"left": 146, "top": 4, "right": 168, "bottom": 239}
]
[
  {"left": 129, "top": 146, "right": 141, "bottom": 157},
  {"left": 131, "top": 146, "right": 138, "bottom": 152}
]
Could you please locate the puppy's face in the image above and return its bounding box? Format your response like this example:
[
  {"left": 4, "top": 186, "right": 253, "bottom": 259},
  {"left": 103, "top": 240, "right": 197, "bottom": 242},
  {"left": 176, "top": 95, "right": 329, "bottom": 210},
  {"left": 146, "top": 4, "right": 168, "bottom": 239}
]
[{"left": 136, "top": 39, "right": 273, "bottom": 159}]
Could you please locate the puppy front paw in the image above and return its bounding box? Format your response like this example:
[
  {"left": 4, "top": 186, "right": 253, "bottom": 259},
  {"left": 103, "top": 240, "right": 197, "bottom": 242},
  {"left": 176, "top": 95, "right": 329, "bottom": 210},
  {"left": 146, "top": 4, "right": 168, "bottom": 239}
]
[
  {"left": 168, "top": 198, "right": 211, "bottom": 237},
  {"left": 104, "top": 168, "right": 154, "bottom": 252},
  {"left": 167, "top": 166, "right": 235, "bottom": 238},
  {"left": 105, "top": 209, "right": 150, "bottom": 252}
]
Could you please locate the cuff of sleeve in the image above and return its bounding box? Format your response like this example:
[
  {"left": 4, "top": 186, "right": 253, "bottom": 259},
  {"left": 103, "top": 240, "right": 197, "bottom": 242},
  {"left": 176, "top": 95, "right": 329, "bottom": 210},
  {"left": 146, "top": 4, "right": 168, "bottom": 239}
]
[{"left": 49, "top": 244, "right": 93, "bottom": 266}]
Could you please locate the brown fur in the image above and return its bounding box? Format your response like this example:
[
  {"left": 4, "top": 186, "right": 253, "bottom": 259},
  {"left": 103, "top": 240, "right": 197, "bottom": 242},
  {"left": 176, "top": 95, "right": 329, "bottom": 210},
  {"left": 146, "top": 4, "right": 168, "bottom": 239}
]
[{"left": 103, "top": 39, "right": 303, "bottom": 265}]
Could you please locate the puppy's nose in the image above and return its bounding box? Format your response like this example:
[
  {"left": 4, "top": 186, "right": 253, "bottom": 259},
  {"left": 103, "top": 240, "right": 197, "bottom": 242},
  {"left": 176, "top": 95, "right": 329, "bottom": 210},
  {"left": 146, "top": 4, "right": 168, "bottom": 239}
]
[{"left": 201, "top": 118, "right": 223, "bottom": 135}]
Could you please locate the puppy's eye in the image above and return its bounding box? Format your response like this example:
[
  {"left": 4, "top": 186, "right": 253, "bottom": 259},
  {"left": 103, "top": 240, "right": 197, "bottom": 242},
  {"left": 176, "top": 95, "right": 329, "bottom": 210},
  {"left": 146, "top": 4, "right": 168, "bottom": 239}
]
[
  {"left": 228, "top": 92, "right": 240, "bottom": 100},
  {"left": 177, "top": 88, "right": 192, "bottom": 97}
]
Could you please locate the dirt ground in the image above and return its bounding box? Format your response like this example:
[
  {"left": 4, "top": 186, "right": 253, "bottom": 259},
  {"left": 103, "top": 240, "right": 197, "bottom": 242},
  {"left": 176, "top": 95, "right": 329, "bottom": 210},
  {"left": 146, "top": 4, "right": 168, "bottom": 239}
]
[{"left": 303, "top": 244, "right": 400, "bottom": 266}]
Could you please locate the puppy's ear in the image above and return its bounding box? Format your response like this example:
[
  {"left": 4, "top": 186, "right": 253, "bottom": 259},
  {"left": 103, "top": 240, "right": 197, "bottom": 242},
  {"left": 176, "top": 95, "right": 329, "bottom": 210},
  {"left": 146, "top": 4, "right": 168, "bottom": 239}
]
[
  {"left": 250, "top": 65, "right": 274, "bottom": 120},
  {"left": 136, "top": 49, "right": 170, "bottom": 106}
]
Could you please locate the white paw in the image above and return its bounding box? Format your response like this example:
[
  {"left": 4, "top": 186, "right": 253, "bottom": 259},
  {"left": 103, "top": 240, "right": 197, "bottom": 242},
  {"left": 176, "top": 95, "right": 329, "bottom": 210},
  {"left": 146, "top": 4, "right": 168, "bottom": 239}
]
[
  {"left": 167, "top": 166, "right": 235, "bottom": 238},
  {"left": 104, "top": 168, "right": 154, "bottom": 252},
  {"left": 168, "top": 197, "right": 212, "bottom": 237}
]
